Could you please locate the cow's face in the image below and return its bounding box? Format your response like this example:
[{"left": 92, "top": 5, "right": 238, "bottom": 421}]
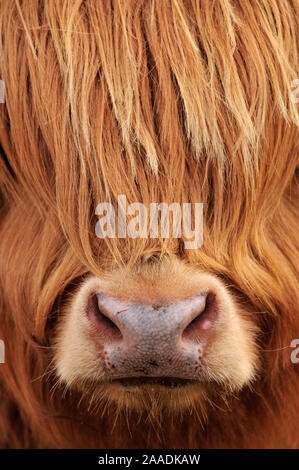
[
  {"left": 54, "top": 258, "right": 258, "bottom": 412},
  {"left": 0, "top": 0, "right": 298, "bottom": 449}
]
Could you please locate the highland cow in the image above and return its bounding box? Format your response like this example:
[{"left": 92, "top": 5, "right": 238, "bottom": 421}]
[{"left": 0, "top": 0, "right": 298, "bottom": 449}]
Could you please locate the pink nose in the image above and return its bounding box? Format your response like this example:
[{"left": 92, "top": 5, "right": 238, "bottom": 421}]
[{"left": 87, "top": 291, "right": 218, "bottom": 382}]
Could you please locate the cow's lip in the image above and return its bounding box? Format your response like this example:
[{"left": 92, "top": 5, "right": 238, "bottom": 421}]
[{"left": 110, "top": 377, "right": 195, "bottom": 388}]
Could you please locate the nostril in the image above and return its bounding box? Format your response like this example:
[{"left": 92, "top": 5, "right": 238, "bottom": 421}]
[
  {"left": 182, "top": 292, "right": 218, "bottom": 341},
  {"left": 87, "top": 294, "right": 122, "bottom": 341}
]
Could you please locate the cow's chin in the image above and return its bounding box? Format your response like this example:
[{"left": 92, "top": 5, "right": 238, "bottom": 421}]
[
  {"left": 98, "top": 378, "right": 208, "bottom": 414},
  {"left": 61, "top": 375, "right": 219, "bottom": 417},
  {"left": 54, "top": 368, "right": 253, "bottom": 419}
]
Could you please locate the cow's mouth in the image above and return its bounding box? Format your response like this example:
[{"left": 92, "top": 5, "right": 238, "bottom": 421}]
[{"left": 111, "top": 377, "right": 194, "bottom": 388}]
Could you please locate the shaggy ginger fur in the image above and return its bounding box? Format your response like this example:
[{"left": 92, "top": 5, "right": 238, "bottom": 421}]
[{"left": 0, "top": 0, "right": 299, "bottom": 449}]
